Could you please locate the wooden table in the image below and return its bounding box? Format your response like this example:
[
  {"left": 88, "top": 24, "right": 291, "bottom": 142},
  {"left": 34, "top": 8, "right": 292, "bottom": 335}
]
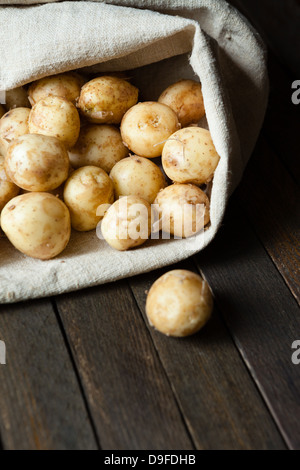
[{"left": 0, "top": 0, "right": 299, "bottom": 450}]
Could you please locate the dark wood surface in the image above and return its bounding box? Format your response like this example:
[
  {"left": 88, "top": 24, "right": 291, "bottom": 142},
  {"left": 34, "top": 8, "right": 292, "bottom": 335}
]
[{"left": 0, "top": 0, "right": 299, "bottom": 450}]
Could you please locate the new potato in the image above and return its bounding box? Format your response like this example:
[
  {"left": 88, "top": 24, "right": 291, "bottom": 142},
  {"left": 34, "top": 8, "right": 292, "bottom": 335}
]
[
  {"left": 1, "top": 192, "right": 71, "bottom": 260},
  {"left": 77, "top": 76, "right": 138, "bottom": 124},
  {"left": 0, "top": 107, "right": 30, "bottom": 156},
  {"left": 69, "top": 124, "right": 129, "bottom": 173},
  {"left": 28, "top": 96, "right": 80, "bottom": 149},
  {"left": 5, "top": 134, "right": 70, "bottom": 192},
  {"left": 63, "top": 166, "right": 114, "bottom": 231},
  {"left": 154, "top": 183, "right": 210, "bottom": 238},
  {"left": 110, "top": 155, "right": 166, "bottom": 203},
  {"left": 162, "top": 127, "right": 220, "bottom": 185},
  {"left": 0, "top": 155, "right": 19, "bottom": 211},
  {"left": 146, "top": 269, "right": 213, "bottom": 337},
  {"left": 120, "top": 101, "right": 180, "bottom": 158},
  {"left": 158, "top": 79, "right": 205, "bottom": 127},
  {"left": 100, "top": 195, "right": 152, "bottom": 251},
  {"left": 28, "top": 72, "right": 84, "bottom": 106}
]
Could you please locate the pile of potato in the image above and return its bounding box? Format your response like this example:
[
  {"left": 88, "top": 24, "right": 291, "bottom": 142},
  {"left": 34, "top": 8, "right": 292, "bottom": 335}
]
[{"left": 0, "top": 72, "right": 220, "bottom": 260}]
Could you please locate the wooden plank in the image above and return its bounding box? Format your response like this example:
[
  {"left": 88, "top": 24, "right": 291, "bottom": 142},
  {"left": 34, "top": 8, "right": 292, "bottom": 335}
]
[
  {"left": 236, "top": 136, "right": 300, "bottom": 305},
  {"left": 194, "top": 201, "right": 300, "bottom": 449},
  {"left": 55, "top": 281, "right": 194, "bottom": 450},
  {"left": 129, "top": 261, "right": 285, "bottom": 450},
  {"left": 228, "top": 0, "right": 300, "bottom": 75},
  {"left": 0, "top": 299, "right": 97, "bottom": 450}
]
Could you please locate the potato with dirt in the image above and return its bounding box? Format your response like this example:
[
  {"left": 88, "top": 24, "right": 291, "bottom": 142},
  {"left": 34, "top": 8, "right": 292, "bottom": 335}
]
[
  {"left": 5, "top": 134, "right": 69, "bottom": 192},
  {"left": 110, "top": 155, "right": 166, "bottom": 203},
  {"left": 28, "top": 96, "right": 80, "bottom": 149},
  {"left": 63, "top": 165, "right": 114, "bottom": 231},
  {"left": 77, "top": 76, "right": 138, "bottom": 124},
  {"left": 1, "top": 192, "right": 71, "bottom": 260},
  {"left": 69, "top": 124, "right": 128, "bottom": 173},
  {"left": 120, "top": 101, "right": 180, "bottom": 158}
]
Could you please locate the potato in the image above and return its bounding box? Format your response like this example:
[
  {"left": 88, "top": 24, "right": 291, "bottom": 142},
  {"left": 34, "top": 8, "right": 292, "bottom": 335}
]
[
  {"left": 100, "top": 195, "right": 151, "bottom": 251},
  {"left": 0, "top": 155, "right": 19, "bottom": 211},
  {"left": 28, "top": 96, "right": 80, "bottom": 149},
  {"left": 28, "top": 72, "right": 84, "bottom": 106},
  {"left": 120, "top": 101, "right": 180, "bottom": 158},
  {"left": 162, "top": 127, "right": 220, "bottom": 185},
  {"left": 1, "top": 192, "right": 71, "bottom": 260},
  {"left": 154, "top": 183, "right": 210, "bottom": 238},
  {"left": 0, "top": 104, "right": 5, "bottom": 118},
  {"left": 0, "top": 107, "right": 30, "bottom": 156},
  {"left": 77, "top": 76, "right": 138, "bottom": 124},
  {"left": 110, "top": 155, "right": 166, "bottom": 203},
  {"left": 63, "top": 166, "right": 114, "bottom": 231},
  {"left": 69, "top": 124, "right": 128, "bottom": 173},
  {"left": 146, "top": 269, "right": 213, "bottom": 337},
  {"left": 5, "top": 134, "right": 69, "bottom": 192},
  {"left": 5, "top": 87, "right": 31, "bottom": 110},
  {"left": 158, "top": 79, "right": 205, "bottom": 127}
]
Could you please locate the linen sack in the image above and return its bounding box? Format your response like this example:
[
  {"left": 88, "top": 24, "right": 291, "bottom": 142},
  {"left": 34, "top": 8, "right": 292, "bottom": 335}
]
[{"left": 0, "top": 0, "right": 268, "bottom": 303}]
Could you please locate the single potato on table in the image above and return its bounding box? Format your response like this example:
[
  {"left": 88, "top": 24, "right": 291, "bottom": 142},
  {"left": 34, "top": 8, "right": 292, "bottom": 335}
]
[
  {"left": 69, "top": 124, "right": 128, "bottom": 173},
  {"left": 0, "top": 155, "right": 19, "bottom": 211},
  {"left": 28, "top": 96, "right": 80, "bottom": 149},
  {"left": 100, "top": 195, "right": 152, "bottom": 251},
  {"left": 0, "top": 107, "right": 30, "bottom": 156},
  {"left": 63, "top": 165, "right": 114, "bottom": 231},
  {"left": 146, "top": 269, "right": 213, "bottom": 337},
  {"left": 158, "top": 79, "right": 205, "bottom": 127},
  {"left": 77, "top": 76, "right": 138, "bottom": 124},
  {"left": 1, "top": 192, "right": 71, "bottom": 260},
  {"left": 5, "top": 86, "right": 31, "bottom": 110},
  {"left": 28, "top": 72, "right": 84, "bottom": 106},
  {"left": 5, "top": 134, "right": 70, "bottom": 192},
  {"left": 120, "top": 101, "right": 180, "bottom": 158},
  {"left": 154, "top": 183, "right": 210, "bottom": 238},
  {"left": 110, "top": 155, "right": 166, "bottom": 203},
  {"left": 162, "top": 126, "right": 220, "bottom": 185}
]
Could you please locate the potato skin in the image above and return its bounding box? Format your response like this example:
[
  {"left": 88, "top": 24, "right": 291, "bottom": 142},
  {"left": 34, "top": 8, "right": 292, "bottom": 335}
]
[
  {"left": 146, "top": 269, "right": 213, "bottom": 337},
  {"left": 63, "top": 166, "right": 114, "bottom": 231},
  {"left": 77, "top": 76, "right": 138, "bottom": 124},
  {"left": 69, "top": 124, "right": 129, "bottom": 173},
  {"left": 5, "top": 134, "right": 70, "bottom": 192},
  {"left": 0, "top": 155, "right": 19, "bottom": 211},
  {"left": 0, "top": 107, "right": 30, "bottom": 156},
  {"left": 120, "top": 101, "right": 180, "bottom": 158},
  {"left": 158, "top": 79, "right": 205, "bottom": 127},
  {"left": 28, "top": 72, "right": 84, "bottom": 106},
  {"left": 100, "top": 195, "right": 152, "bottom": 251},
  {"left": 1, "top": 192, "right": 71, "bottom": 260},
  {"left": 5, "top": 87, "right": 31, "bottom": 110},
  {"left": 154, "top": 183, "right": 210, "bottom": 238},
  {"left": 28, "top": 96, "right": 80, "bottom": 149},
  {"left": 110, "top": 155, "right": 166, "bottom": 203},
  {"left": 162, "top": 127, "right": 220, "bottom": 185}
]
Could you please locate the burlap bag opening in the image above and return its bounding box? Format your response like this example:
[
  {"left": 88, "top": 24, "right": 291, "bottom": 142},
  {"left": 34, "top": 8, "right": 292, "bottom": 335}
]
[{"left": 0, "top": 0, "right": 268, "bottom": 303}]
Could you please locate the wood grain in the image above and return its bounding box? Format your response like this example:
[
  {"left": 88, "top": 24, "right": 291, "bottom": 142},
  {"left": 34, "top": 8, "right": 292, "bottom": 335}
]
[
  {"left": 236, "top": 136, "right": 300, "bottom": 304},
  {"left": 55, "top": 281, "right": 194, "bottom": 450},
  {"left": 0, "top": 299, "right": 97, "bottom": 450},
  {"left": 194, "top": 201, "right": 300, "bottom": 449},
  {"left": 129, "top": 261, "right": 285, "bottom": 450}
]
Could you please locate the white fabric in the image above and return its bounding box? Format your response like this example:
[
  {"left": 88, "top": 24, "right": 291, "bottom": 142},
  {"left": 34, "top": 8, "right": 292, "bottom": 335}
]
[{"left": 0, "top": 1, "right": 268, "bottom": 303}]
